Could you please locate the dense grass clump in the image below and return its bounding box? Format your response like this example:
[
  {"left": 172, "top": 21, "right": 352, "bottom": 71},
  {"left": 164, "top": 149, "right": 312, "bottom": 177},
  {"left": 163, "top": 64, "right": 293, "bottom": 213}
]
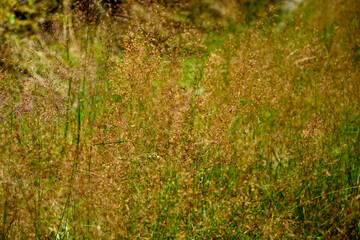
[{"left": 0, "top": 0, "right": 359, "bottom": 238}]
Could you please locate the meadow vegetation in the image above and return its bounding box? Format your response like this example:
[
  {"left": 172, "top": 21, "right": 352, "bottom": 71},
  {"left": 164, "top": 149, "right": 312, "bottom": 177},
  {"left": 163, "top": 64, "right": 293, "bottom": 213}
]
[{"left": 0, "top": 0, "right": 359, "bottom": 238}]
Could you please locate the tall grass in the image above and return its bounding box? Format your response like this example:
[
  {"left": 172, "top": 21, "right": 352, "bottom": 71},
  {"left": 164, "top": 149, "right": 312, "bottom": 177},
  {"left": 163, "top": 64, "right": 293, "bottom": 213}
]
[{"left": 0, "top": 0, "right": 359, "bottom": 238}]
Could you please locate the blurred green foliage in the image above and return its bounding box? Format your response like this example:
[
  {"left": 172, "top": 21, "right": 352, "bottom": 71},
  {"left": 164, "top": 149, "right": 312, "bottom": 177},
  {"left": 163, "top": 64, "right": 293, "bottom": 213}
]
[
  {"left": 0, "top": 0, "right": 60, "bottom": 34},
  {"left": 0, "top": 0, "right": 280, "bottom": 67},
  {"left": 0, "top": 0, "right": 60, "bottom": 67},
  {"left": 0, "top": 0, "right": 279, "bottom": 36}
]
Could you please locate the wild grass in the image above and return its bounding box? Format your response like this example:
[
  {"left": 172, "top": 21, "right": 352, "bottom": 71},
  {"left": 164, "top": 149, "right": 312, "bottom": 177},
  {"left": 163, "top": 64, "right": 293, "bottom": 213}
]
[{"left": 0, "top": 0, "right": 359, "bottom": 239}]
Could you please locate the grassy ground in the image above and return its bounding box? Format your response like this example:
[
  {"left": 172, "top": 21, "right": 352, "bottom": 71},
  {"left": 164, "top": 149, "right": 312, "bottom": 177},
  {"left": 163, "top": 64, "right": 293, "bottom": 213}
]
[{"left": 0, "top": 0, "right": 359, "bottom": 239}]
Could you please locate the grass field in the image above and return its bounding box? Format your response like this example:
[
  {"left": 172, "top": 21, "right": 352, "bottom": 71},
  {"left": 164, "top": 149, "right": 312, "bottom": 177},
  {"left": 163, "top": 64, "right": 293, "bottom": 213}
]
[{"left": 0, "top": 0, "right": 359, "bottom": 238}]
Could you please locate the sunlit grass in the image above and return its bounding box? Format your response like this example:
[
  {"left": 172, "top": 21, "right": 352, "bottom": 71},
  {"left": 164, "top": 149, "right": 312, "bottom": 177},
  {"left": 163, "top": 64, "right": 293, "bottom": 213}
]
[{"left": 0, "top": 0, "right": 359, "bottom": 238}]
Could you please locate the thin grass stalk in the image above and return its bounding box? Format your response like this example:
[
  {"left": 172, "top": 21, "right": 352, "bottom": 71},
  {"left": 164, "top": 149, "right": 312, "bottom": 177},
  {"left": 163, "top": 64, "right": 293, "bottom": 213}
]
[
  {"left": 76, "top": 24, "right": 90, "bottom": 170},
  {"left": 63, "top": 77, "right": 72, "bottom": 143},
  {"left": 63, "top": 0, "right": 72, "bottom": 144},
  {"left": 87, "top": 145, "right": 92, "bottom": 236},
  {"left": 9, "top": 111, "right": 13, "bottom": 161},
  {"left": 56, "top": 25, "right": 90, "bottom": 238},
  {"left": 2, "top": 112, "right": 14, "bottom": 239},
  {"left": 2, "top": 199, "right": 7, "bottom": 240}
]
